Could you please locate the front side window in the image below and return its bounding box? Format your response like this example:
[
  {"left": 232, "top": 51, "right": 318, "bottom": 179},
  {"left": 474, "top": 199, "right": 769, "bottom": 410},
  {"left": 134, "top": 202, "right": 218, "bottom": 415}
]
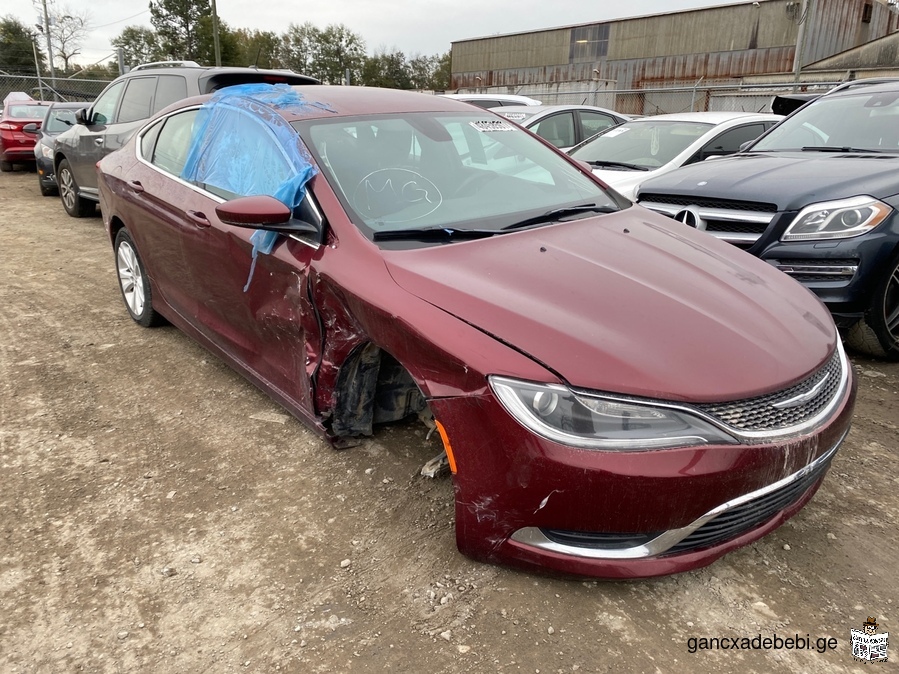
[
  {"left": 45, "top": 108, "right": 79, "bottom": 133},
  {"left": 579, "top": 111, "right": 618, "bottom": 138},
  {"left": 91, "top": 80, "right": 125, "bottom": 125},
  {"left": 698, "top": 123, "right": 766, "bottom": 160},
  {"left": 297, "top": 112, "right": 617, "bottom": 242}
]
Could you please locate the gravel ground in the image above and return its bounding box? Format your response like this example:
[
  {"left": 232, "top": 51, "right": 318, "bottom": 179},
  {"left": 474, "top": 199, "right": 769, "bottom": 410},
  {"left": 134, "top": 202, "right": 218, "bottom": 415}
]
[{"left": 1, "top": 169, "right": 896, "bottom": 673}]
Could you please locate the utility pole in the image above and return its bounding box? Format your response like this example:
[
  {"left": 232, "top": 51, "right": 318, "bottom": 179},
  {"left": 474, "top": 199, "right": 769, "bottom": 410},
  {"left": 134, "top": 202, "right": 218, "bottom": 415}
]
[
  {"left": 39, "top": 0, "right": 56, "bottom": 81},
  {"left": 211, "top": 0, "right": 221, "bottom": 66},
  {"left": 792, "top": 0, "right": 812, "bottom": 91}
]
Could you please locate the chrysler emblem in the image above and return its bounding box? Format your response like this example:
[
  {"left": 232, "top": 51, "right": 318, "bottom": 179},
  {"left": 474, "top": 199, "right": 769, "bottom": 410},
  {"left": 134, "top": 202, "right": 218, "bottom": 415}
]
[{"left": 674, "top": 207, "right": 706, "bottom": 231}]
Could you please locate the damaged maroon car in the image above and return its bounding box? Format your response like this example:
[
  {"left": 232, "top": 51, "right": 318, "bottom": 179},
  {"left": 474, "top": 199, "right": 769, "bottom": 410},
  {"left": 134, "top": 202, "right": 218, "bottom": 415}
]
[{"left": 98, "top": 84, "right": 856, "bottom": 579}]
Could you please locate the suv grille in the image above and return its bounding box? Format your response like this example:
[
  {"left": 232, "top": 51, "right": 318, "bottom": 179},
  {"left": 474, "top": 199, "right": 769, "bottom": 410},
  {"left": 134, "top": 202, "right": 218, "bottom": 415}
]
[
  {"left": 694, "top": 348, "right": 842, "bottom": 432},
  {"left": 637, "top": 194, "right": 778, "bottom": 213}
]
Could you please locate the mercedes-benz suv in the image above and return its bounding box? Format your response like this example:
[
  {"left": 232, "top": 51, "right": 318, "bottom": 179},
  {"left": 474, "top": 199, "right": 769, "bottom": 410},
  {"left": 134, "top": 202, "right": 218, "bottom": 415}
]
[{"left": 637, "top": 79, "right": 899, "bottom": 360}]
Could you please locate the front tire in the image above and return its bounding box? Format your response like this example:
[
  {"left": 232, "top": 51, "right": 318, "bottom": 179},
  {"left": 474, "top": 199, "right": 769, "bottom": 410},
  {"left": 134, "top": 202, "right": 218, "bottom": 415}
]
[
  {"left": 846, "top": 250, "right": 899, "bottom": 360},
  {"left": 58, "top": 159, "right": 93, "bottom": 217},
  {"left": 115, "top": 230, "right": 163, "bottom": 327},
  {"left": 0, "top": 160, "right": 12, "bottom": 172}
]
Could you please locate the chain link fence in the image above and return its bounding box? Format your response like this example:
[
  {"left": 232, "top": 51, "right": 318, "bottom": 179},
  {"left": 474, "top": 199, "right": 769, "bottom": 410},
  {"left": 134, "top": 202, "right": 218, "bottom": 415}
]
[
  {"left": 1, "top": 74, "right": 112, "bottom": 105},
  {"left": 453, "top": 81, "right": 843, "bottom": 115}
]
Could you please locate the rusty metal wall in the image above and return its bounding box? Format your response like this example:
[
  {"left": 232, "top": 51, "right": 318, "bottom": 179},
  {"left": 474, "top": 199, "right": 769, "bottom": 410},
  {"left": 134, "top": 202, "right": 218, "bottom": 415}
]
[
  {"left": 803, "top": 0, "right": 894, "bottom": 65},
  {"left": 609, "top": 1, "right": 796, "bottom": 60},
  {"left": 807, "top": 31, "right": 899, "bottom": 70},
  {"left": 450, "top": 0, "right": 895, "bottom": 92}
]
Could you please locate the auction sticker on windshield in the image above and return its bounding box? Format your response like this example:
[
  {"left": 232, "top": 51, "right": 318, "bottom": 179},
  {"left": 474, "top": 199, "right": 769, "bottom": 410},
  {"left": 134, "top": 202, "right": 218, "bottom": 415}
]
[{"left": 470, "top": 120, "right": 516, "bottom": 132}]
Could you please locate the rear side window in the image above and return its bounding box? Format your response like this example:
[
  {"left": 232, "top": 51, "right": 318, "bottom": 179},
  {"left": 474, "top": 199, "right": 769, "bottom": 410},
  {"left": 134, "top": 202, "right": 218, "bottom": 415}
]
[
  {"left": 118, "top": 77, "right": 157, "bottom": 124},
  {"left": 150, "top": 110, "right": 198, "bottom": 176},
  {"left": 153, "top": 75, "right": 188, "bottom": 113}
]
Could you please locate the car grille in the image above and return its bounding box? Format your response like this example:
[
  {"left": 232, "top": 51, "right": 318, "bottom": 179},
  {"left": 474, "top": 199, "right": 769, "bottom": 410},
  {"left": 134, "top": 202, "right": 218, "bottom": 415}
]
[
  {"left": 637, "top": 194, "right": 778, "bottom": 213},
  {"left": 664, "top": 452, "right": 831, "bottom": 554},
  {"left": 637, "top": 193, "right": 779, "bottom": 247},
  {"left": 692, "top": 347, "right": 843, "bottom": 433},
  {"left": 767, "top": 258, "right": 859, "bottom": 283}
]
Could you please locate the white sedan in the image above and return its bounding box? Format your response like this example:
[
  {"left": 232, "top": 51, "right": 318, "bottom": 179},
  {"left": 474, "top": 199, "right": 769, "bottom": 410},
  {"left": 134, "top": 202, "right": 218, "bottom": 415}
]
[{"left": 568, "top": 111, "right": 781, "bottom": 200}]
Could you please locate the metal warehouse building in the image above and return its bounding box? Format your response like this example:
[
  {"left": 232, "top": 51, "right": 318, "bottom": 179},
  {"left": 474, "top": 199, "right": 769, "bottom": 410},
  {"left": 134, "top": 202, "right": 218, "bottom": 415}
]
[{"left": 450, "top": 0, "right": 899, "bottom": 114}]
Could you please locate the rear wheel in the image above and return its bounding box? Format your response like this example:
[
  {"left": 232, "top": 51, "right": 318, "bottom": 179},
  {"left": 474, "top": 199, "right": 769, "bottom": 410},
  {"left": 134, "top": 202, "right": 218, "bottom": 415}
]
[
  {"left": 58, "top": 159, "right": 93, "bottom": 217},
  {"left": 846, "top": 251, "right": 899, "bottom": 360},
  {"left": 114, "top": 229, "right": 163, "bottom": 327},
  {"left": 0, "top": 161, "right": 12, "bottom": 172}
]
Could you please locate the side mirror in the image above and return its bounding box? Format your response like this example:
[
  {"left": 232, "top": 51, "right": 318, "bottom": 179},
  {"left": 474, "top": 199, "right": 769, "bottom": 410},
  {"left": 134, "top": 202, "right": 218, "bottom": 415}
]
[
  {"left": 22, "top": 123, "right": 40, "bottom": 135},
  {"left": 75, "top": 108, "right": 88, "bottom": 125},
  {"left": 576, "top": 159, "right": 593, "bottom": 172},
  {"left": 215, "top": 195, "right": 319, "bottom": 235},
  {"left": 738, "top": 140, "right": 754, "bottom": 152}
]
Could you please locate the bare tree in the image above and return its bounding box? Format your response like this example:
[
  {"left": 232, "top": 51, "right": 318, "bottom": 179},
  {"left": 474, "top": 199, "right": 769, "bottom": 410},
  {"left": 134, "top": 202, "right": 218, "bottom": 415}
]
[{"left": 50, "top": 7, "right": 90, "bottom": 72}]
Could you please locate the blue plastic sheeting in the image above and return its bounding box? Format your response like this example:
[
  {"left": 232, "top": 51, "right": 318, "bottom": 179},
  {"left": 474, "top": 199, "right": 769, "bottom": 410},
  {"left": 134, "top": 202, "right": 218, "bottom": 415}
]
[{"left": 180, "top": 83, "right": 332, "bottom": 290}]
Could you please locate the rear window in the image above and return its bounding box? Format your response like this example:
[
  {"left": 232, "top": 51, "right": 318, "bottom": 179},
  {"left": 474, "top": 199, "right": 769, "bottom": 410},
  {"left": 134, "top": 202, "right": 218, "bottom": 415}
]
[
  {"left": 7, "top": 104, "right": 49, "bottom": 119},
  {"left": 201, "top": 72, "right": 316, "bottom": 93}
]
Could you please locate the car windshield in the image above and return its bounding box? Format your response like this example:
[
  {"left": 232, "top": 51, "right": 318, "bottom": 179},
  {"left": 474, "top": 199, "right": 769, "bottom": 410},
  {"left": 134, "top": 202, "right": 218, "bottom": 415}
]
[
  {"left": 293, "top": 112, "right": 617, "bottom": 241},
  {"left": 751, "top": 90, "right": 899, "bottom": 152},
  {"left": 570, "top": 120, "right": 713, "bottom": 169},
  {"left": 45, "top": 108, "right": 79, "bottom": 133}
]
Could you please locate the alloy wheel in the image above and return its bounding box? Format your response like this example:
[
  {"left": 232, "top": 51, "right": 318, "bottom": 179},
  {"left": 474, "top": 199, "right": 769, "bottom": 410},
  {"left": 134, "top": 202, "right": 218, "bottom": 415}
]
[{"left": 117, "top": 241, "right": 145, "bottom": 318}]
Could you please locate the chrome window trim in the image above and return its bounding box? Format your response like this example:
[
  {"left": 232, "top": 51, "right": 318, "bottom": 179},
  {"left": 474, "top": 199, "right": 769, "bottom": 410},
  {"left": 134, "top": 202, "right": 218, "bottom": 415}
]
[
  {"left": 773, "top": 263, "right": 858, "bottom": 278},
  {"left": 509, "top": 427, "right": 847, "bottom": 560}
]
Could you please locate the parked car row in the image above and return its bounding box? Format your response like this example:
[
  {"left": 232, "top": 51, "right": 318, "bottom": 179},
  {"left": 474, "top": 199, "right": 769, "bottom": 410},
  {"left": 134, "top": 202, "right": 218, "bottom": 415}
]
[{"left": 3, "top": 71, "right": 877, "bottom": 580}]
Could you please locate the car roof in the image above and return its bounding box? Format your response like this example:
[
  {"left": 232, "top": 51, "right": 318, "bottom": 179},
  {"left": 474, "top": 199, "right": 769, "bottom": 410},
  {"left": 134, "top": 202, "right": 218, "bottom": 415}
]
[
  {"left": 622, "top": 111, "right": 780, "bottom": 124},
  {"left": 825, "top": 78, "right": 899, "bottom": 98},
  {"left": 122, "top": 61, "right": 319, "bottom": 85},
  {"left": 439, "top": 93, "right": 542, "bottom": 105},
  {"left": 175, "top": 86, "right": 487, "bottom": 122}
]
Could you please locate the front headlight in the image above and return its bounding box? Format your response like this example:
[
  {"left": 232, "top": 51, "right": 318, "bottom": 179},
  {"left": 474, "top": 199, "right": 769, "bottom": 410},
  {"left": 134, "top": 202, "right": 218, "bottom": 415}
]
[
  {"left": 781, "top": 196, "right": 891, "bottom": 241},
  {"left": 41, "top": 144, "right": 53, "bottom": 159},
  {"left": 489, "top": 376, "right": 736, "bottom": 451}
]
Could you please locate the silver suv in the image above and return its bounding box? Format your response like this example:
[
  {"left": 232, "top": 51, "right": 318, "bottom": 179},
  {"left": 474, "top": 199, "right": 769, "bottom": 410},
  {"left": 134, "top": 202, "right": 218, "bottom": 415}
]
[{"left": 54, "top": 61, "right": 318, "bottom": 217}]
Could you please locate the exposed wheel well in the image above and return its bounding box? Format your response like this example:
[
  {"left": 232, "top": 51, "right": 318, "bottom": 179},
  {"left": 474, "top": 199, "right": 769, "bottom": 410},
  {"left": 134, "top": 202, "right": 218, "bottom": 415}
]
[{"left": 331, "top": 342, "right": 428, "bottom": 437}]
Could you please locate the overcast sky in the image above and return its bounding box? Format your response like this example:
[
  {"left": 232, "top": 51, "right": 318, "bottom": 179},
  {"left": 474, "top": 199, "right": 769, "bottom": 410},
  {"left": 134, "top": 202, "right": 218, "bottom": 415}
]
[{"left": 13, "top": 0, "right": 738, "bottom": 67}]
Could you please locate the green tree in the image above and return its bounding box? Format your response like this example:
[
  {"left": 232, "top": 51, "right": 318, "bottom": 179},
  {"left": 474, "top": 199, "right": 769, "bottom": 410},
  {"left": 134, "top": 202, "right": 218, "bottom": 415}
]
[
  {"left": 317, "top": 24, "right": 365, "bottom": 85},
  {"left": 0, "top": 16, "right": 46, "bottom": 75},
  {"left": 279, "top": 22, "right": 321, "bottom": 78},
  {"left": 196, "top": 15, "right": 240, "bottom": 66},
  {"left": 111, "top": 26, "right": 164, "bottom": 69},
  {"left": 149, "top": 0, "right": 210, "bottom": 62},
  {"left": 361, "top": 48, "right": 412, "bottom": 89},
  {"left": 432, "top": 50, "right": 451, "bottom": 91},
  {"left": 407, "top": 53, "right": 437, "bottom": 90},
  {"left": 233, "top": 28, "right": 280, "bottom": 69}
]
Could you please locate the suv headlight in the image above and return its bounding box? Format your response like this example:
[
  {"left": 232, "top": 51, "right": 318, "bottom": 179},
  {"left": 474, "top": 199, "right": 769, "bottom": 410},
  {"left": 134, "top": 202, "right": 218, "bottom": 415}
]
[
  {"left": 489, "top": 376, "right": 736, "bottom": 450},
  {"left": 781, "top": 196, "right": 891, "bottom": 241}
]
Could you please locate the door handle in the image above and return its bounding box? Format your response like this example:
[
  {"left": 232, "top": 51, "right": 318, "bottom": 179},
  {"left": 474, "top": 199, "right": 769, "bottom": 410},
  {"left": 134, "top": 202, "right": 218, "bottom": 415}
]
[
  {"left": 186, "top": 210, "right": 211, "bottom": 228},
  {"left": 127, "top": 180, "right": 144, "bottom": 193},
  {"left": 94, "top": 138, "right": 104, "bottom": 146}
]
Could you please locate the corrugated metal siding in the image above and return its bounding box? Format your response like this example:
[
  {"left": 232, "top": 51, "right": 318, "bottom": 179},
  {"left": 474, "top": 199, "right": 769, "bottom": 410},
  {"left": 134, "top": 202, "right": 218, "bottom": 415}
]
[
  {"left": 609, "top": 1, "right": 796, "bottom": 60},
  {"left": 807, "top": 31, "right": 899, "bottom": 70},
  {"left": 450, "top": 0, "right": 895, "bottom": 91},
  {"left": 803, "top": 0, "right": 893, "bottom": 65}
]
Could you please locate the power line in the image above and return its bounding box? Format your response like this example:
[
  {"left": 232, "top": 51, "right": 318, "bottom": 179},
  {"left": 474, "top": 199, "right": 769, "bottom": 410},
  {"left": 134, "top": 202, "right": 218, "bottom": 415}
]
[{"left": 93, "top": 9, "right": 149, "bottom": 30}]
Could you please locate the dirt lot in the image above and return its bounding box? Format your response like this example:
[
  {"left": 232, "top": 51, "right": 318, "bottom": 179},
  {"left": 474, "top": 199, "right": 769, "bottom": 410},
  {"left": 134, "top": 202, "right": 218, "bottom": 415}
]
[{"left": 0, "top": 169, "right": 897, "bottom": 673}]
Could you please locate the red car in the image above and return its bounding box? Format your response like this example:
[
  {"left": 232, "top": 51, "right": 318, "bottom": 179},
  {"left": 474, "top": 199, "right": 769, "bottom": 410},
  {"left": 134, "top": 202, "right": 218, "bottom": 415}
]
[
  {"left": 0, "top": 93, "right": 50, "bottom": 171},
  {"left": 97, "top": 85, "right": 856, "bottom": 579}
]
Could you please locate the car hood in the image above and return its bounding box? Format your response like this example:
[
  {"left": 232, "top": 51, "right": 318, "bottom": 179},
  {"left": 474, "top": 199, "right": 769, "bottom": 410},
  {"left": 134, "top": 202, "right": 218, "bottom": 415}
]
[
  {"left": 382, "top": 207, "right": 836, "bottom": 402},
  {"left": 637, "top": 152, "right": 899, "bottom": 210}
]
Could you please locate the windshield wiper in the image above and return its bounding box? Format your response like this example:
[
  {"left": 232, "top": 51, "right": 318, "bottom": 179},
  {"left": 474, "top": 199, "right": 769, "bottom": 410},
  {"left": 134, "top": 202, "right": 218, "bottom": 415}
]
[
  {"left": 372, "top": 227, "right": 498, "bottom": 241},
  {"left": 584, "top": 160, "right": 650, "bottom": 171},
  {"left": 502, "top": 204, "right": 617, "bottom": 231},
  {"left": 801, "top": 146, "right": 885, "bottom": 153}
]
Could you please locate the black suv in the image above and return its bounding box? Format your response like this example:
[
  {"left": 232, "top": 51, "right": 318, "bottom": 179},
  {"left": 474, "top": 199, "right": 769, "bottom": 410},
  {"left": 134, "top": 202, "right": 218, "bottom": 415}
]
[
  {"left": 54, "top": 61, "right": 318, "bottom": 217},
  {"left": 637, "top": 79, "right": 899, "bottom": 360}
]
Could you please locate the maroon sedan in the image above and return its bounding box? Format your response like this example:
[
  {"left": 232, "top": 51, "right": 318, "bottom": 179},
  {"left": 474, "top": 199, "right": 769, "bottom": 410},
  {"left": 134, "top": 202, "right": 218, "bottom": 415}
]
[{"left": 97, "top": 85, "right": 855, "bottom": 579}]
